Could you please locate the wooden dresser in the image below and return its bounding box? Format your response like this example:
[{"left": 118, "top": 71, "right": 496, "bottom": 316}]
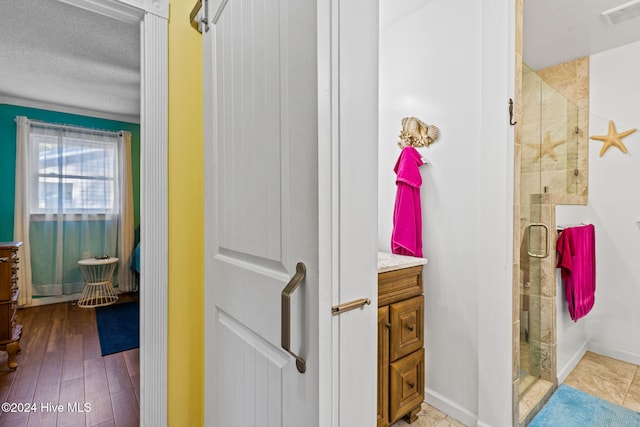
[
  {"left": 0, "top": 242, "right": 22, "bottom": 369},
  {"left": 377, "top": 253, "right": 427, "bottom": 427}
]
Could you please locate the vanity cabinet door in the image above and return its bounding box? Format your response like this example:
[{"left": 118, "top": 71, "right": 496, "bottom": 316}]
[
  {"left": 390, "top": 295, "right": 424, "bottom": 362},
  {"left": 377, "top": 306, "right": 390, "bottom": 427},
  {"left": 389, "top": 348, "right": 424, "bottom": 423}
]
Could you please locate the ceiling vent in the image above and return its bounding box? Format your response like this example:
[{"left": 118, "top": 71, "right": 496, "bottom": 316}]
[{"left": 602, "top": 0, "right": 640, "bottom": 26}]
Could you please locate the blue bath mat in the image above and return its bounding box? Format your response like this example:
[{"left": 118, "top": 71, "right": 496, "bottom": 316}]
[
  {"left": 529, "top": 384, "right": 640, "bottom": 427},
  {"left": 95, "top": 301, "right": 139, "bottom": 356}
]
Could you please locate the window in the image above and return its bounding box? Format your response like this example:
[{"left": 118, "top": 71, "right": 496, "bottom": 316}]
[{"left": 29, "top": 124, "right": 121, "bottom": 215}]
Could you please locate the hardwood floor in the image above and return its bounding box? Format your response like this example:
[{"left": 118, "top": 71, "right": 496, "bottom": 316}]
[{"left": 0, "top": 294, "right": 139, "bottom": 427}]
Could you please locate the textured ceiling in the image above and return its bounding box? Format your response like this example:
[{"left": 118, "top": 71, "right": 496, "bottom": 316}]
[{"left": 0, "top": 0, "right": 140, "bottom": 119}]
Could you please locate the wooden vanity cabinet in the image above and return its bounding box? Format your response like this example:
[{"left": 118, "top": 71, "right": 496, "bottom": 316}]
[
  {"left": 378, "top": 265, "right": 425, "bottom": 426},
  {"left": 0, "top": 242, "right": 22, "bottom": 369}
]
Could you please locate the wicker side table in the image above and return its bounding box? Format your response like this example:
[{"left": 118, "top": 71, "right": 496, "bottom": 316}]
[{"left": 77, "top": 257, "right": 119, "bottom": 308}]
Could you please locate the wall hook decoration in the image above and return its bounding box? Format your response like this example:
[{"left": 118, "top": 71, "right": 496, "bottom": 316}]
[
  {"left": 590, "top": 120, "right": 636, "bottom": 157},
  {"left": 509, "top": 98, "right": 517, "bottom": 126},
  {"left": 397, "top": 117, "right": 440, "bottom": 149}
]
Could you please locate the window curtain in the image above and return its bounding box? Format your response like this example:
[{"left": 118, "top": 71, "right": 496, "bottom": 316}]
[
  {"left": 13, "top": 117, "right": 135, "bottom": 304},
  {"left": 118, "top": 131, "right": 136, "bottom": 292},
  {"left": 13, "top": 117, "right": 33, "bottom": 306}
]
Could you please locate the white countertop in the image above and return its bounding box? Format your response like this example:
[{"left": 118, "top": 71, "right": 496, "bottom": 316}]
[{"left": 377, "top": 252, "right": 428, "bottom": 273}]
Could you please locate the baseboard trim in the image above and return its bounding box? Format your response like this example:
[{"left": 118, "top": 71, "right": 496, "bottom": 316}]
[
  {"left": 558, "top": 342, "right": 588, "bottom": 383},
  {"left": 23, "top": 293, "right": 83, "bottom": 307},
  {"left": 588, "top": 342, "right": 640, "bottom": 366},
  {"left": 425, "top": 387, "right": 478, "bottom": 427},
  {"left": 20, "top": 289, "right": 130, "bottom": 308}
]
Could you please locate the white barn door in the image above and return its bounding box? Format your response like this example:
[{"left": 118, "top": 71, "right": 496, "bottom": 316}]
[
  {"left": 203, "top": 0, "right": 379, "bottom": 425},
  {"left": 203, "top": 0, "right": 321, "bottom": 425}
]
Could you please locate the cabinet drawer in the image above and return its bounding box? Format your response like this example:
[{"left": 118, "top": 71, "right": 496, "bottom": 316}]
[
  {"left": 389, "top": 348, "right": 424, "bottom": 423},
  {"left": 390, "top": 295, "right": 424, "bottom": 362},
  {"left": 378, "top": 266, "right": 423, "bottom": 307}
]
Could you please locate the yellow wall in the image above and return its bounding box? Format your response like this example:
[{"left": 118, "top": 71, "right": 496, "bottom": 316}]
[{"left": 168, "top": 1, "right": 204, "bottom": 425}]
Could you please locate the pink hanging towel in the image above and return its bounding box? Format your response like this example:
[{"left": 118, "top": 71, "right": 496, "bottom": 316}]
[
  {"left": 556, "top": 224, "right": 596, "bottom": 322},
  {"left": 391, "top": 146, "right": 423, "bottom": 258}
]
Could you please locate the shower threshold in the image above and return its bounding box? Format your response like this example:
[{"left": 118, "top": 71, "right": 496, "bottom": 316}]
[{"left": 518, "top": 378, "right": 554, "bottom": 427}]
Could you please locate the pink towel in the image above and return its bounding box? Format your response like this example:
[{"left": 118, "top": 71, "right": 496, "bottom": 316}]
[
  {"left": 556, "top": 224, "right": 596, "bottom": 322},
  {"left": 391, "top": 146, "right": 423, "bottom": 258}
]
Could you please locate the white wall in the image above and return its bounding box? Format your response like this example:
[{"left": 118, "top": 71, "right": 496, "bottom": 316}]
[
  {"left": 556, "top": 39, "right": 640, "bottom": 370},
  {"left": 379, "top": 1, "right": 513, "bottom": 425},
  {"left": 554, "top": 266, "right": 588, "bottom": 381}
]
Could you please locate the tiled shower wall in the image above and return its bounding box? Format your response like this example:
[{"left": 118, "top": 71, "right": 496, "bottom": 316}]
[{"left": 536, "top": 58, "right": 590, "bottom": 202}]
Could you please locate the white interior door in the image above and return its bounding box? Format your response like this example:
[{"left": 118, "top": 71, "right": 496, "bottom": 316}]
[
  {"left": 203, "top": 0, "right": 321, "bottom": 425},
  {"left": 203, "top": 0, "right": 380, "bottom": 425}
]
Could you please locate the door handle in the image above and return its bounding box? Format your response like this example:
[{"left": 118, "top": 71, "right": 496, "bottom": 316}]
[
  {"left": 526, "top": 223, "right": 550, "bottom": 258},
  {"left": 281, "top": 262, "right": 306, "bottom": 374},
  {"left": 332, "top": 298, "right": 371, "bottom": 315}
]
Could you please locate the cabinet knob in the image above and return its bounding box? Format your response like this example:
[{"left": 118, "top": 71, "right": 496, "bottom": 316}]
[
  {"left": 408, "top": 381, "right": 415, "bottom": 389},
  {"left": 385, "top": 323, "right": 391, "bottom": 330},
  {"left": 407, "top": 325, "right": 414, "bottom": 332}
]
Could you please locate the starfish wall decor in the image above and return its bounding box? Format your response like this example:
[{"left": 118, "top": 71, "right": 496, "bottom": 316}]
[{"left": 590, "top": 120, "right": 636, "bottom": 157}]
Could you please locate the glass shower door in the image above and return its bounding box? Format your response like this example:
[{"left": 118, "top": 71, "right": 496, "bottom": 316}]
[
  {"left": 519, "top": 64, "right": 543, "bottom": 395},
  {"left": 519, "top": 64, "right": 580, "bottom": 396}
]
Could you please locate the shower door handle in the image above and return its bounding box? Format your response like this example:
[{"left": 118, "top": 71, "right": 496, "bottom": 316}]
[
  {"left": 526, "top": 223, "right": 550, "bottom": 258},
  {"left": 281, "top": 262, "right": 306, "bottom": 374}
]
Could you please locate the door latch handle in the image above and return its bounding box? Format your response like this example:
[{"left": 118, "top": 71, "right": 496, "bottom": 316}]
[{"left": 281, "top": 262, "right": 306, "bottom": 373}]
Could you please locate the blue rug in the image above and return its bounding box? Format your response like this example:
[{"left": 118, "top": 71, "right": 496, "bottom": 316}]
[
  {"left": 529, "top": 384, "right": 640, "bottom": 427},
  {"left": 95, "top": 301, "right": 139, "bottom": 356}
]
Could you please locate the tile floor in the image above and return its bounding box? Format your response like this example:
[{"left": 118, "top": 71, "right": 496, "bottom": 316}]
[
  {"left": 391, "top": 350, "right": 640, "bottom": 427},
  {"left": 564, "top": 351, "right": 640, "bottom": 411},
  {"left": 390, "top": 404, "right": 465, "bottom": 427}
]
